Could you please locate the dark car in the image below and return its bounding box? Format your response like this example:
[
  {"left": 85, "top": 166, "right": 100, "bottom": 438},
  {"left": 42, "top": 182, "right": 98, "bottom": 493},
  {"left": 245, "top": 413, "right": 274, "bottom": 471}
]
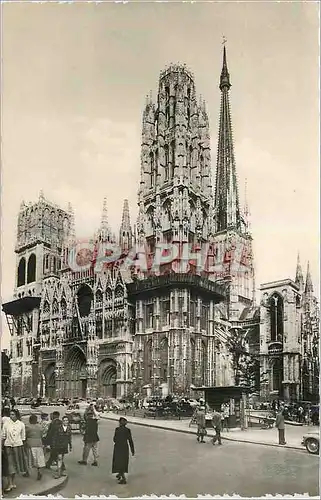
[{"left": 30, "top": 398, "right": 42, "bottom": 408}]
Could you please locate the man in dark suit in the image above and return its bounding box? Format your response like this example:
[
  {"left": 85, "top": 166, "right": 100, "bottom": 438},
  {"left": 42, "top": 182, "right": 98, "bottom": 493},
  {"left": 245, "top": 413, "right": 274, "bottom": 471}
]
[
  {"left": 78, "top": 408, "right": 100, "bottom": 466},
  {"left": 275, "top": 407, "right": 286, "bottom": 445}
]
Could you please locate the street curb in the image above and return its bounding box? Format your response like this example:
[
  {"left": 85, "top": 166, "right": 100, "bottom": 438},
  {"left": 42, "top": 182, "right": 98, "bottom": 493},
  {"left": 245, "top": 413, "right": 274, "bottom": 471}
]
[
  {"left": 6, "top": 474, "right": 68, "bottom": 498},
  {"left": 35, "top": 474, "right": 68, "bottom": 496},
  {"left": 101, "top": 414, "right": 304, "bottom": 452}
]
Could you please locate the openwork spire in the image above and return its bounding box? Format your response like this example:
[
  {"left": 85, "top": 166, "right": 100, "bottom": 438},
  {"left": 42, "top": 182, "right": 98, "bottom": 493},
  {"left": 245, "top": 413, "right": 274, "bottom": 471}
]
[
  {"left": 214, "top": 45, "right": 241, "bottom": 232},
  {"left": 305, "top": 261, "right": 314, "bottom": 294},
  {"left": 295, "top": 252, "right": 304, "bottom": 291},
  {"left": 119, "top": 199, "right": 132, "bottom": 253},
  {"left": 98, "top": 197, "right": 112, "bottom": 242},
  {"left": 121, "top": 199, "right": 131, "bottom": 227}
]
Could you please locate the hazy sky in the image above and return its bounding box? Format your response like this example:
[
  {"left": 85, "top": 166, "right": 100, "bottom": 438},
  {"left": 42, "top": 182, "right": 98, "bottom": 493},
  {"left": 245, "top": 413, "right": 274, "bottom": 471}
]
[{"left": 1, "top": 2, "right": 319, "bottom": 347}]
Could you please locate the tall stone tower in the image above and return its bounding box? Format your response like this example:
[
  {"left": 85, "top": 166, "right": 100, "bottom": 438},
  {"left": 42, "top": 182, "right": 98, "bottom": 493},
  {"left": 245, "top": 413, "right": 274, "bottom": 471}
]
[
  {"left": 9, "top": 192, "right": 70, "bottom": 395},
  {"left": 131, "top": 64, "right": 225, "bottom": 397},
  {"left": 212, "top": 47, "right": 256, "bottom": 321},
  {"left": 137, "top": 64, "right": 214, "bottom": 251}
]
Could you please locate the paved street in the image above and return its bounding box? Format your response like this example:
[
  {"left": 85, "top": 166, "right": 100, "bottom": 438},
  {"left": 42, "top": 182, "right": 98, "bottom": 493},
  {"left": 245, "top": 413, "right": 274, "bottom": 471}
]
[{"left": 55, "top": 417, "right": 319, "bottom": 498}]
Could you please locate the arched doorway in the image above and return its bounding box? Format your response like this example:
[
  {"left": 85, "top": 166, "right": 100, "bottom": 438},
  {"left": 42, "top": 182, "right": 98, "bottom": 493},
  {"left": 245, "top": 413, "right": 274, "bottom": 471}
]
[
  {"left": 65, "top": 346, "right": 87, "bottom": 399},
  {"left": 44, "top": 363, "right": 56, "bottom": 399},
  {"left": 98, "top": 359, "right": 117, "bottom": 399}
]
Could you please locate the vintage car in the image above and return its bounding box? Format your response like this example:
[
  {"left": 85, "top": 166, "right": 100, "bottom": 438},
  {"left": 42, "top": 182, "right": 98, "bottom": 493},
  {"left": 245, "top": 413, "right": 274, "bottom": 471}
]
[
  {"left": 65, "top": 402, "right": 90, "bottom": 433},
  {"left": 301, "top": 431, "right": 319, "bottom": 455}
]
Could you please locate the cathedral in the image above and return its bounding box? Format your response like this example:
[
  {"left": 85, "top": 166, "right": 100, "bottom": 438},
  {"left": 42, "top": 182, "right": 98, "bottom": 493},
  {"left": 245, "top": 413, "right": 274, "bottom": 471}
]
[{"left": 3, "top": 47, "right": 319, "bottom": 403}]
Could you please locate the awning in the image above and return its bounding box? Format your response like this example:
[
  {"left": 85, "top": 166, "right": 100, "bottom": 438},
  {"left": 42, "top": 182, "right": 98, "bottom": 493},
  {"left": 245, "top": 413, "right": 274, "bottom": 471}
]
[{"left": 2, "top": 296, "right": 41, "bottom": 316}]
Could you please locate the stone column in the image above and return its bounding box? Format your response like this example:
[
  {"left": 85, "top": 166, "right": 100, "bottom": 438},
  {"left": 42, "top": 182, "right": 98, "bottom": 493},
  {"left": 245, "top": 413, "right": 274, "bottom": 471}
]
[
  {"left": 55, "top": 330, "right": 65, "bottom": 399},
  {"left": 86, "top": 315, "right": 98, "bottom": 398}
]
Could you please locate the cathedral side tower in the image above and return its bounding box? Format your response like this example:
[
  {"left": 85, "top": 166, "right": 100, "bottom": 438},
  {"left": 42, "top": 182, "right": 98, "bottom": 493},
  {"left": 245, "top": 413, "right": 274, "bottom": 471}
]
[
  {"left": 212, "top": 47, "right": 256, "bottom": 320},
  {"left": 8, "top": 192, "right": 70, "bottom": 396}
]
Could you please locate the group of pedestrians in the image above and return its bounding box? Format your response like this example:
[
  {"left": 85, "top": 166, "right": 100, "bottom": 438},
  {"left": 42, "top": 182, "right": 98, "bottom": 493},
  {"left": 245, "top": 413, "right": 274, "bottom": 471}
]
[
  {"left": 2, "top": 400, "right": 136, "bottom": 494},
  {"left": 195, "top": 406, "right": 223, "bottom": 446},
  {"left": 44, "top": 405, "right": 135, "bottom": 486},
  {"left": 77, "top": 404, "right": 135, "bottom": 485}
]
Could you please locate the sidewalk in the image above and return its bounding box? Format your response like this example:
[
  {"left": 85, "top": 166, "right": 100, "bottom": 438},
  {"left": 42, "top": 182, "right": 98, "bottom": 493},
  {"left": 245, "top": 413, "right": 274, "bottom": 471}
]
[
  {"left": 101, "top": 412, "right": 309, "bottom": 451},
  {"left": 3, "top": 469, "right": 68, "bottom": 498}
]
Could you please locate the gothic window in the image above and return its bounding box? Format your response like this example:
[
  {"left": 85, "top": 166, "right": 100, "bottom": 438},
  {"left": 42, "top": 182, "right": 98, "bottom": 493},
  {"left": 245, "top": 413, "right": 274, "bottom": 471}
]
[
  {"left": 27, "top": 314, "right": 33, "bottom": 332},
  {"left": 272, "top": 358, "right": 283, "bottom": 393},
  {"left": 160, "top": 337, "right": 168, "bottom": 382},
  {"left": 200, "top": 153, "right": 205, "bottom": 186},
  {"left": 269, "top": 293, "right": 284, "bottom": 342},
  {"left": 27, "top": 339, "right": 32, "bottom": 356},
  {"left": 96, "top": 290, "right": 103, "bottom": 308},
  {"left": 161, "top": 298, "right": 170, "bottom": 327},
  {"left": 17, "top": 257, "right": 26, "bottom": 287},
  {"left": 61, "top": 298, "right": 67, "bottom": 319},
  {"left": 190, "top": 299, "right": 197, "bottom": 327},
  {"left": 201, "top": 302, "right": 209, "bottom": 330},
  {"left": 17, "top": 317, "right": 23, "bottom": 336},
  {"left": 43, "top": 254, "right": 49, "bottom": 273},
  {"left": 105, "top": 288, "right": 112, "bottom": 303},
  {"left": 144, "top": 339, "right": 153, "bottom": 383},
  {"left": 165, "top": 86, "right": 170, "bottom": 125},
  {"left": 190, "top": 339, "right": 196, "bottom": 383},
  {"left": 105, "top": 319, "right": 112, "bottom": 337},
  {"left": 96, "top": 316, "right": 103, "bottom": 339},
  {"left": 27, "top": 254, "right": 36, "bottom": 283},
  {"left": 201, "top": 341, "right": 207, "bottom": 385},
  {"left": 170, "top": 141, "right": 175, "bottom": 178},
  {"left": 150, "top": 152, "right": 154, "bottom": 188},
  {"left": 52, "top": 299, "right": 59, "bottom": 316},
  {"left": 187, "top": 87, "right": 191, "bottom": 126},
  {"left": 186, "top": 144, "right": 193, "bottom": 174},
  {"left": 17, "top": 341, "right": 23, "bottom": 358},
  {"left": 178, "top": 295, "right": 184, "bottom": 327},
  {"left": 43, "top": 301, "right": 50, "bottom": 317},
  {"left": 155, "top": 149, "right": 158, "bottom": 185},
  {"left": 115, "top": 286, "right": 123, "bottom": 300},
  {"left": 164, "top": 145, "right": 169, "bottom": 181},
  {"left": 144, "top": 302, "right": 154, "bottom": 329},
  {"left": 52, "top": 256, "right": 56, "bottom": 273},
  {"left": 77, "top": 284, "right": 93, "bottom": 318}
]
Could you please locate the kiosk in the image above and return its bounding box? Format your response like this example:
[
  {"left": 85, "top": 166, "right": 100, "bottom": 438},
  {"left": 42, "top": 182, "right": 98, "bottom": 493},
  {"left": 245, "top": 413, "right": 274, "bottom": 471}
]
[{"left": 192, "top": 386, "right": 252, "bottom": 429}]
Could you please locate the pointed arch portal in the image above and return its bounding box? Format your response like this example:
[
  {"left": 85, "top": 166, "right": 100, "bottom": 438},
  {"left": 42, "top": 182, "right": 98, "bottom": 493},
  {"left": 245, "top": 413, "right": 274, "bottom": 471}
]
[
  {"left": 44, "top": 363, "right": 56, "bottom": 399},
  {"left": 98, "top": 359, "right": 117, "bottom": 399},
  {"left": 65, "top": 345, "right": 87, "bottom": 399}
]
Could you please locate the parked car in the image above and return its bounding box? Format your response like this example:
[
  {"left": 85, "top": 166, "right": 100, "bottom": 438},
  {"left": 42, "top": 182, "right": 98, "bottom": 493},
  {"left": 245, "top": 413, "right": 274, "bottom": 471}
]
[
  {"left": 65, "top": 402, "right": 90, "bottom": 433},
  {"left": 30, "top": 398, "right": 42, "bottom": 408},
  {"left": 302, "top": 431, "right": 319, "bottom": 455},
  {"left": 16, "top": 398, "right": 27, "bottom": 405},
  {"left": 57, "top": 398, "right": 69, "bottom": 406}
]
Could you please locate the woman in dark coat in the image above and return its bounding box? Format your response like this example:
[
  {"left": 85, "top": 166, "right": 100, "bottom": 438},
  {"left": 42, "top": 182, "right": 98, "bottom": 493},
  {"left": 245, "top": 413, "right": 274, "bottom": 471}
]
[{"left": 112, "top": 417, "right": 135, "bottom": 484}]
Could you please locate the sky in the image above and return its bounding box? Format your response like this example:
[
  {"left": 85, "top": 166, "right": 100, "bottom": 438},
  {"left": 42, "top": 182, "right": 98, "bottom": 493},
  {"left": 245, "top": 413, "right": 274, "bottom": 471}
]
[{"left": 1, "top": 1, "right": 319, "bottom": 348}]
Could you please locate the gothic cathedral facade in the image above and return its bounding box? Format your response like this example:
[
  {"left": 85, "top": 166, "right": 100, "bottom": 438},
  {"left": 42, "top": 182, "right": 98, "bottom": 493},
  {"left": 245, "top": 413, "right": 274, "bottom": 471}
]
[{"left": 4, "top": 48, "right": 319, "bottom": 403}]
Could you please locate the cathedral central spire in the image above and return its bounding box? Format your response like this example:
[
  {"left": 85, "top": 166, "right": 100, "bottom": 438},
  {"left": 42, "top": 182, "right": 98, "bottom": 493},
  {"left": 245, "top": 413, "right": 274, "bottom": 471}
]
[{"left": 214, "top": 45, "right": 241, "bottom": 232}]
